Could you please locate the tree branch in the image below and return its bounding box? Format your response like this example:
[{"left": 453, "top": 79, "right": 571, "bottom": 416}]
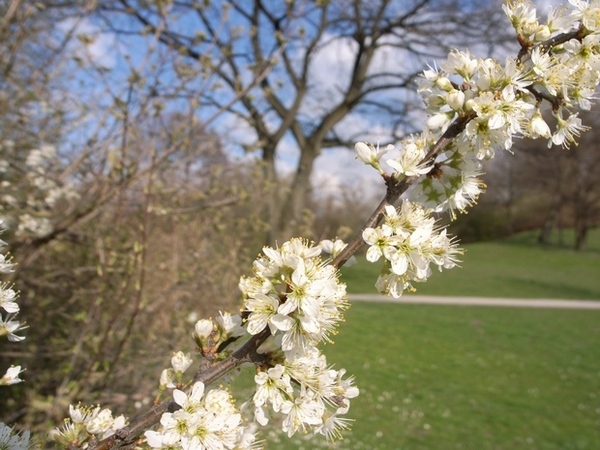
[{"left": 88, "top": 329, "right": 270, "bottom": 450}]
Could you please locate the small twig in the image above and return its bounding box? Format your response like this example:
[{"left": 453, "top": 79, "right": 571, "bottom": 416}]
[{"left": 333, "top": 111, "right": 475, "bottom": 270}]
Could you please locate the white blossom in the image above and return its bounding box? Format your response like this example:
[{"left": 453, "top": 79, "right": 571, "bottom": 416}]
[
  {"left": 0, "top": 284, "right": 19, "bottom": 314},
  {"left": 569, "top": 0, "right": 600, "bottom": 32},
  {"left": 194, "top": 318, "right": 214, "bottom": 341},
  {"left": 354, "top": 141, "right": 391, "bottom": 173},
  {"left": 159, "top": 368, "right": 176, "bottom": 389},
  {"left": 241, "top": 238, "right": 348, "bottom": 357},
  {"left": 551, "top": 111, "right": 590, "bottom": 148},
  {"left": 363, "top": 201, "right": 461, "bottom": 297},
  {"left": 51, "top": 404, "right": 128, "bottom": 446},
  {"left": 216, "top": 311, "right": 245, "bottom": 338},
  {"left": 171, "top": 351, "right": 193, "bottom": 374},
  {"left": 0, "top": 254, "right": 15, "bottom": 274},
  {"left": 0, "top": 365, "right": 24, "bottom": 385},
  {"left": 85, "top": 408, "right": 127, "bottom": 440},
  {"left": 0, "top": 314, "right": 26, "bottom": 342},
  {"left": 0, "top": 423, "right": 32, "bottom": 450},
  {"left": 386, "top": 135, "right": 433, "bottom": 179},
  {"left": 144, "top": 382, "right": 255, "bottom": 449}
]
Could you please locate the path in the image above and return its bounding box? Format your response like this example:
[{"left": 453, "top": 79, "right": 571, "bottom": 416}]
[{"left": 347, "top": 294, "right": 600, "bottom": 309}]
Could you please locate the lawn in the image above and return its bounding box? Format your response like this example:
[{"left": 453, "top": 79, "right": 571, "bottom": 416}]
[
  {"left": 263, "top": 302, "right": 600, "bottom": 449},
  {"left": 341, "top": 229, "right": 600, "bottom": 299}
]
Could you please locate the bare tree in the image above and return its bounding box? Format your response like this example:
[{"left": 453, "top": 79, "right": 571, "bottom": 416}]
[
  {"left": 96, "top": 0, "right": 511, "bottom": 243},
  {"left": 562, "top": 110, "right": 600, "bottom": 250},
  {"left": 0, "top": 0, "right": 276, "bottom": 430},
  {"left": 503, "top": 108, "right": 600, "bottom": 249}
]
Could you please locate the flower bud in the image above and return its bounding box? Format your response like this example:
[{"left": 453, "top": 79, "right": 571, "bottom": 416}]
[
  {"left": 159, "top": 368, "right": 176, "bottom": 388},
  {"left": 447, "top": 90, "right": 465, "bottom": 111},
  {"left": 354, "top": 141, "right": 388, "bottom": 173},
  {"left": 427, "top": 112, "right": 452, "bottom": 129},
  {"left": 534, "top": 25, "right": 551, "bottom": 42},
  {"left": 427, "top": 94, "right": 446, "bottom": 109},
  {"left": 435, "top": 76, "right": 453, "bottom": 91},
  {"left": 170, "top": 351, "right": 193, "bottom": 373},
  {"left": 464, "top": 98, "right": 476, "bottom": 113},
  {"left": 194, "top": 319, "right": 214, "bottom": 341},
  {"left": 530, "top": 111, "right": 551, "bottom": 138},
  {"left": 354, "top": 142, "right": 373, "bottom": 163}
]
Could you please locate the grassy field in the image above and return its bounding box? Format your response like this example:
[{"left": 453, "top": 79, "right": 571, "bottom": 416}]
[
  {"left": 257, "top": 230, "right": 600, "bottom": 449},
  {"left": 264, "top": 303, "right": 600, "bottom": 450},
  {"left": 341, "top": 229, "right": 600, "bottom": 299}
]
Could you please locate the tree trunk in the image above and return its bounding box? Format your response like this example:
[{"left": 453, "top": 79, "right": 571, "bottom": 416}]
[
  {"left": 274, "top": 145, "right": 318, "bottom": 243},
  {"left": 538, "top": 201, "right": 561, "bottom": 245},
  {"left": 575, "top": 225, "right": 588, "bottom": 251},
  {"left": 262, "top": 145, "right": 282, "bottom": 246}
]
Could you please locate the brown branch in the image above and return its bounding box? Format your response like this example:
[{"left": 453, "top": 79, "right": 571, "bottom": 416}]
[
  {"left": 334, "top": 20, "right": 585, "bottom": 270},
  {"left": 332, "top": 111, "right": 476, "bottom": 269},
  {"left": 88, "top": 329, "right": 270, "bottom": 450},
  {"left": 518, "top": 25, "right": 586, "bottom": 63}
]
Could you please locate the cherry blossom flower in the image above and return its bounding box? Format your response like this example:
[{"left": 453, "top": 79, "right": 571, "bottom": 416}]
[
  {"left": 362, "top": 201, "right": 461, "bottom": 297},
  {"left": 0, "top": 314, "right": 26, "bottom": 342},
  {"left": 386, "top": 136, "right": 433, "bottom": 179},
  {"left": 171, "top": 351, "right": 193, "bottom": 374},
  {"left": 51, "top": 404, "right": 128, "bottom": 446},
  {"left": 354, "top": 141, "right": 391, "bottom": 173},
  {"left": 551, "top": 111, "right": 590, "bottom": 148},
  {"left": 0, "top": 365, "right": 24, "bottom": 385},
  {"left": 0, "top": 283, "right": 19, "bottom": 314},
  {"left": 144, "top": 382, "right": 256, "bottom": 449}
]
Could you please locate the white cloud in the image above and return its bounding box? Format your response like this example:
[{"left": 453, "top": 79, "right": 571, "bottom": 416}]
[
  {"left": 311, "top": 146, "right": 387, "bottom": 201},
  {"left": 58, "top": 17, "right": 117, "bottom": 69}
]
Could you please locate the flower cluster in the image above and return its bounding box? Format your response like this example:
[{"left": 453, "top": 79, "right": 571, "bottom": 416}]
[
  {"left": 0, "top": 141, "right": 79, "bottom": 239},
  {"left": 362, "top": 201, "right": 461, "bottom": 297},
  {"left": 239, "top": 238, "right": 348, "bottom": 357},
  {"left": 238, "top": 238, "right": 358, "bottom": 439},
  {"left": 50, "top": 404, "right": 128, "bottom": 446},
  {"left": 0, "top": 220, "right": 26, "bottom": 386},
  {"left": 253, "top": 347, "right": 359, "bottom": 441},
  {"left": 357, "top": 0, "right": 600, "bottom": 222},
  {"left": 503, "top": 0, "right": 572, "bottom": 42},
  {"left": 159, "top": 350, "right": 194, "bottom": 390},
  {"left": 407, "top": 150, "right": 486, "bottom": 219},
  {"left": 144, "top": 382, "right": 258, "bottom": 449}
]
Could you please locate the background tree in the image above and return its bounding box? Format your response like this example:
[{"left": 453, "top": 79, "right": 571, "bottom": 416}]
[
  {"left": 98, "top": 0, "right": 511, "bottom": 243},
  {"left": 472, "top": 107, "right": 600, "bottom": 249},
  {"left": 0, "top": 0, "right": 274, "bottom": 430}
]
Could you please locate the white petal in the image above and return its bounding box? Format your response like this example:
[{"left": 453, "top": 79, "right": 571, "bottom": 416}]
[
  {"left": 391, "top": 254, "right": 409, "bottom": 275},
  {"left": 270, "top": 314, "right": 294, "bottom": 332},
  {"left": 366, "top": 246, "right": 382, "bottom": 263},
  {"left": 172, "top": 389, "right": 187, "bottom": 407}
]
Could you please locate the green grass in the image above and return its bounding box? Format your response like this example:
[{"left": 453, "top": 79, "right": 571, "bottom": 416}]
[
  {"left": 341, "top": 229, "right": 600, "bottom": 299},
  {"left": 265, "top": 303, "right": 600, "bottom": 450}
]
